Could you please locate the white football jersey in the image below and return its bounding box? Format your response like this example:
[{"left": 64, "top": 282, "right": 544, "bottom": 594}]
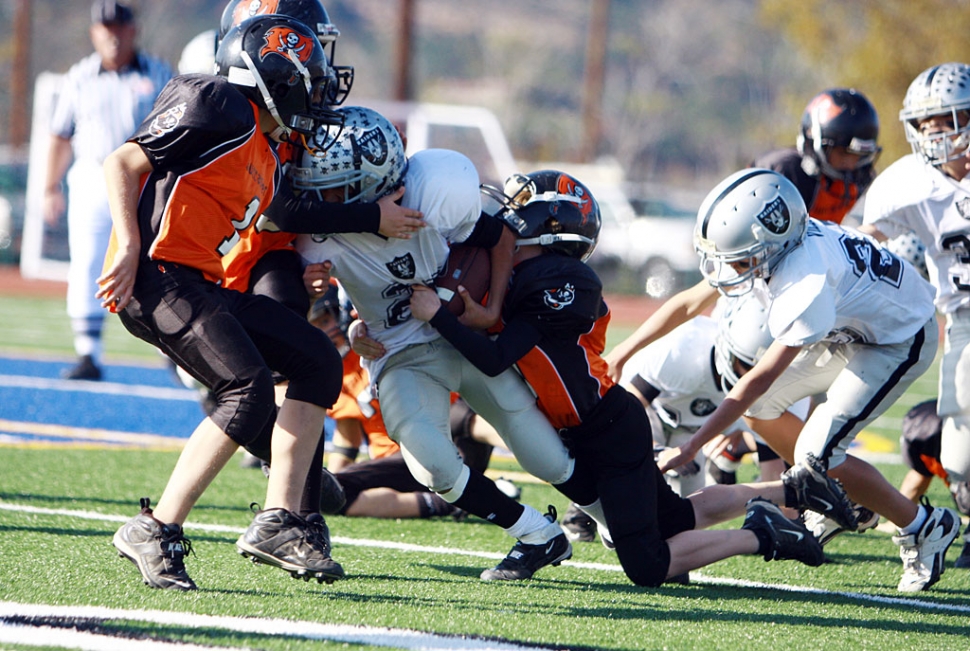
[
  {"left": 863, "top": 153, "right": 970, "bottom": 314},
  {"left": 296, "top": 149, "right": 481, "bottom": 383},
  {"left": 619, "top": 316, "right": 744, "bottom": 433},
  {"left": 765, "top": 218, "right": 936, "bottom": 347}
]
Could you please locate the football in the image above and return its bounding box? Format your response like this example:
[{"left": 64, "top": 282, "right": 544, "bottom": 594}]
[{"left": 434, "top": 244, "right": 491, "bottom": 316}]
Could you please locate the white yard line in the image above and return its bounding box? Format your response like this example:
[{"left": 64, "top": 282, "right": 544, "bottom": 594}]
[{"left": 1, "top": 500, "right": 967, "bottom": 615}]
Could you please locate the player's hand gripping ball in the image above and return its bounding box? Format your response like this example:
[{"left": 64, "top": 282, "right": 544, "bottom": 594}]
[{"left": 434, "top": 244, "right": 491, "bottom": 316}]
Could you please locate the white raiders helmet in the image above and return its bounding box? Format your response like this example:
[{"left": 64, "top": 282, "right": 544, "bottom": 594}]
[
  {"left": 900, "top": 62, "right": 970, "bottom": 166},
  {"left": 694, "top": 168, "right": 808, "bottom": 296},
  {"left": 885, "top": 231, "right": 928, "bottom": 280},
  {"left": 714, "top": 293, "right": 773, "bottom": 392},
  {"left": 290, "top": 106, "right": 408, "bottom": 204}
]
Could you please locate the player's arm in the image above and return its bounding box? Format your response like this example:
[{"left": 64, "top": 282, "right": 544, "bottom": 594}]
[
  {"left": 97, "top": 142, "right": 154, "bottom": 312},
  {"left": 605, "top": 279, "right": 719, "bottom": 381},
  {"left": 856, "top": 223, "right": 888, "bottom": 242},
  {"left": 658, "top": 339, "right": 800, "bottom": 472},
  {"left": 43, "top": 135, "right": 73, "bottom": 226},
  {"left": 410, "top": 285, "right": 539, "bottom": 376},
  {"left": 451, "top": 217, "right": 516, "bottom": 330},
  {"left": 264, "top": 176, "right": 423, "bottom": 239}
]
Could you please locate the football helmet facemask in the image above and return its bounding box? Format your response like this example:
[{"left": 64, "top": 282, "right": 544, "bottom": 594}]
[
  {"left": 290, "top": 106, "right": 408, "bottom": 204},
  {"left": 713, "top": 294, "right": 773, "bottom": 393},
  {"left": 695, "top": 168, "right": 807, "bottom": 296},
  {"left": 481, "top": 170, "right": 601, "bottom": 261},
  {"left": 900, "top": 62, "right": 970, "bottom": 166},
  {"left": 215, "top": 15, "right": 342, "bottom": 142},
  {"left": 220, "top": 0, "right": 354, "bottom": 105},
  {"left": 796, "top": 88, "right": 881, "bottom": 184}
]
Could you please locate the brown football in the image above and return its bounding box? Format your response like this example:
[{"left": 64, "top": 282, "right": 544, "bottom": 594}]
[{"left": 434, "top": 244, "right": 492, "bottom": 316}]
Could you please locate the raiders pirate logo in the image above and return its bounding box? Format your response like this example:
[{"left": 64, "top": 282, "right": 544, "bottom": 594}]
[
  {"left": 690, "top": 398, "right": 717, "bottom": 418},
  {"left": 354, "top": 126, "right": 389, "bottom": 168},
  {"left": 259, "top": 26, "right": 315, "bottom": 65},
  {"left": 755, "top": 196, "right": 791, "bottom": 235},
  {"left": 956, "top": 197, "right": 970, "bottom": 220},
  {"left": 148, "top": 103, "right": 186, "bottom": 137},
  {"left": 386, "top": 253, "right": 416, "bottom": 280},
  {"left": 543, "top": 283, "right": 575, "bottom": 310}
]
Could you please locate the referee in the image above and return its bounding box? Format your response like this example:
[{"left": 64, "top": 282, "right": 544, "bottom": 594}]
[{"left": 43, "top": 1, "right": 171, "bottom": 380}]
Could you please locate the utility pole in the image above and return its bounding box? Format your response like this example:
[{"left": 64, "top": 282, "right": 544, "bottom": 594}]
[
  {"left": 580, "top": 0, "right": 609, "bottom": 163},
  {"left": 393, "top": 0, "right": 415, "bottom": 101},
  {"left": 9, "top": 0, "right": 32, "bottom": 147}
]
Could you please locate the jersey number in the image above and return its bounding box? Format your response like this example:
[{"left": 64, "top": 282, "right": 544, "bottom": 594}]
[
  {"left": 216, "top": 197, "right": 261, "bottom": 257},
  {"left": 382, "top": 282, "right": 413, "bottom": 328},
  {"left": 839, "top": 233, "right": 903, "bottom": 288},
  {"left": 941, "top": 234, "right": 970, "bottom": 292}
]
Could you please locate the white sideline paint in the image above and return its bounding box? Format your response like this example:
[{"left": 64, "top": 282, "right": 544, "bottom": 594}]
[
  {"left": 0, "top": 603, "right": 552, "bottom": 651},
  {"left": 0, "top": 375, "right": 198, "bottom": 401}
]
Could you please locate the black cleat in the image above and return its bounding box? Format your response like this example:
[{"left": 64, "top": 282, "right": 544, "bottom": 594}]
[
  {"left": 782, "top": 453, "right": 857, "bottom": 531},
  {"left": 560, "top": 502, "right": 597, "bottom": 543},
  {"left": 742, "top": 497, "right": 824, "bottom": 567},
  {"left": 112, "top": 497, "right": 196, "bottom": 590},
  {"left": 63, "top": 355, "right": 102, "bottom": 381},
  {"left": 802, "top": 501, "right": 879, "bottom": 546},
  {"left": 482, "top": 506, "right": 572, "bottom": 581},
  {"left": 236, "top": 507, "right": 344, "bottom": 584},
  {"left": 319, "top": 468, "right": 347, "bottom": 514}
]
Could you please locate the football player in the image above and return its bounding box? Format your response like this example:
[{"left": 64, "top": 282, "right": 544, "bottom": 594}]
[
  {"left": 614, "top": 168, "right": 958, "bottom": 592},
  {"left": 99, "top": 16, "right": 347, "bottom": 591},
  {"left": 860, "top": 62, "right": 970, "bottom": 500},
  {"left": 752, "top": 88, "right": 881, "bottom": 225},
  {"left": 410, "top": 170, "right": 858, "bottom": 587},
  {"left": 295, "top": 106, "right": 592, "bottom": 581}
]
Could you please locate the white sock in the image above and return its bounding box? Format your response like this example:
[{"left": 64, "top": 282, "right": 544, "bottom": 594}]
[
  {"left": 505, "top": 505, "right": 553, "bottom": 543},
  {"left": 898, "top": 504, "right": 928, "bottom": 536},
  {"left": 577, "top": 499, "right": 612, "bottom": 542}
]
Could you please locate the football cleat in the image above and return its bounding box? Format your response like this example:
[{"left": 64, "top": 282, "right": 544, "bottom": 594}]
[
  {"left": 742, "top": 497, "right": 824, "bottom": 567},
  {"left": 319, "top": 468, "right": 347, "bottom": 515},
  {"left": 560, "top": 502, "right": 597, "bottom": 543},
  {"left": 802, "top": 501, "right": 879, "bottom": 546},
  {"left": 112, "top": 497, "right": 197, "bottom": 591},
  {"left": 236, "top": 507, "right": 345, "bottom": 584},
  {"left": 782, "top": 453, "right": 857, "bottom": 531},
  {"left": 482, "top": 506, "right": 572, "bottom": 581},
  {"left": 63, "top": 355, "right": 102, "bottom": 381},
  {"left": 893, "top": 498, "right": 960, "bottom": 592}
]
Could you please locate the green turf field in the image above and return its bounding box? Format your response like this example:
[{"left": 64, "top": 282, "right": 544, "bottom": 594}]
[{"left": 1, "top": 294, "right": 966, "bottom": 651}]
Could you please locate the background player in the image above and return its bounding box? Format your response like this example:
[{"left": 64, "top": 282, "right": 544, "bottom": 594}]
[
  {"left": 861, "top": 61, "right": 970, "bottom": 498},
  {"left": 751, "top": 88, "right": 881, "bottom": 225},
  {"left": 43, "top": 1, "right": 171, "bottom": 380}
]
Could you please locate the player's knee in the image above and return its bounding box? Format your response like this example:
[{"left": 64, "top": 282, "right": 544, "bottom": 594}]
[
  {"left": 215, "top": 367, "right": 278, "bottom": 446},
  {"left": 614, "top": 537, "right": 669, "bottom": 587},
  {"left": 284, "top": 342, "right": 343, "bottom": 409}
]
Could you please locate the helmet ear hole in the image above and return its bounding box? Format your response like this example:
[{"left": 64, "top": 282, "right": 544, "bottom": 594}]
[{"left": 501, "top": 171, "right": 602, "bottom": 261}]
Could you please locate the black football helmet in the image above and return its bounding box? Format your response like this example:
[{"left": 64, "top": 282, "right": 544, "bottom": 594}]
[
  {"left": 219, "top": 0, "right": 354, "bottom": 105},
  {"left": 483, "top": 170, "right": 601, "bottom": 261},
  {"left": 215, "top": 14, "right": 342, "bottom": 139},
  {"left": 796, "top": 88, "right": 881, "bottom": 184}
]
